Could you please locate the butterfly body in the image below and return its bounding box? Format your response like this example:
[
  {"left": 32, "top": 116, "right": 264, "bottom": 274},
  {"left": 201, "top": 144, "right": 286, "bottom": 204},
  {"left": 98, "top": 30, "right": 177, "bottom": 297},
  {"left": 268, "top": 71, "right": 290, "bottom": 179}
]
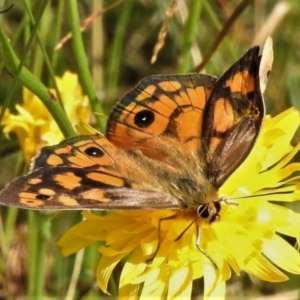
[{"left": 0, "top": 44, "right": 272, "bottom": 222}]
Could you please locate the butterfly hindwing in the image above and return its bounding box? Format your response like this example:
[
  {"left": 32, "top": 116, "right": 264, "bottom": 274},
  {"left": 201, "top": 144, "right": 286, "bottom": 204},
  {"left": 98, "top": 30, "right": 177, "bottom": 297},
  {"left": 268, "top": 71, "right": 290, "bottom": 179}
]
[{"left": 201, "top": 47, "right": 264, "bottom": 188}]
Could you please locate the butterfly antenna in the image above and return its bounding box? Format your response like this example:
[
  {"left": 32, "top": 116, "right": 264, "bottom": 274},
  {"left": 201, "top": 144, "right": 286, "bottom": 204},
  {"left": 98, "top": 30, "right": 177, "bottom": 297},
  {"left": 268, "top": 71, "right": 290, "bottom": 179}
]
[{"left": 223, "top": 189, "right": 290, "bottom": 204}]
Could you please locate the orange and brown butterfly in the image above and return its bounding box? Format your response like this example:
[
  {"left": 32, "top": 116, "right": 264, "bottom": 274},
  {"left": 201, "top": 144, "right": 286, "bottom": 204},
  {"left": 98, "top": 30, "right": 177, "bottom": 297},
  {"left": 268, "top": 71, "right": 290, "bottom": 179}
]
[{"left": 0, "top": 40, "right": 273, "bottom": 224}]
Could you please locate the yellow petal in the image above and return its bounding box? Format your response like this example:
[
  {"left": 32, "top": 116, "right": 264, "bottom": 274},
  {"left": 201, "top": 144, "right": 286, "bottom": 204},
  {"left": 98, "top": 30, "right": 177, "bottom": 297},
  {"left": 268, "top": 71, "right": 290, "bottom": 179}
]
[
  {"left": 253, "top": 163, "right": 300, "bottom": 191},
  {"left": 139, "top": 268, "right": 166, "bottom": 299},
  {"left": 120, "top": 248, "right": 147, "bottom": 283},
  {"left": 119, "top": 247, "right": 147, "bottom": 299},
  {"left": 97, "top": 253, "right": 127, "bottom": 294},
  {"left": 263, "top": 234, "right": 300, "bottom": 273},
  {"left": 140, "top": 230, "right": 159, "bottom": 256},
  {"left": 267, "top": 203, "right": 300, "bottom": 237},
  {"left": 148, "top": 237, "right": 173, "bottom": 268},
  {"left": 244, "top": 254, "right": 288, "bottom": 282},
  {"left": 99, "top": 233, "right": 142, "bottom": 256},
  {"left": 58, "top": 217, "right": 116, "bottom": 255},
  {"left": 119, "top": 283, "right": 139, "bottom": 300},
  {"left": 203, "top": 264, "right": 225, "bottom": 300},
  {"left": 274, "top": 143, "right": 300, "bottom": 170},
  {"left": 15, "top": 104, "right": 35, "bottom": 123},
  {"left": 168, "top": 266, "right": 193, "bottom": 299},
  {"left": 191, "top": 259, "right": 205, "bottom": 279}
]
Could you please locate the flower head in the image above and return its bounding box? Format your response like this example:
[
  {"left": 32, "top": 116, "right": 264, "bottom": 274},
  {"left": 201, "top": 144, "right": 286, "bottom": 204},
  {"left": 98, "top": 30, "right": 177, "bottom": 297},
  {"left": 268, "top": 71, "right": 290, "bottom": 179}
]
[
  {"left": 59, "top": 108, "right": 300, "bottom": 299},
  {"left": 1, "top": 72, "right": 91, "bottom": 162}
]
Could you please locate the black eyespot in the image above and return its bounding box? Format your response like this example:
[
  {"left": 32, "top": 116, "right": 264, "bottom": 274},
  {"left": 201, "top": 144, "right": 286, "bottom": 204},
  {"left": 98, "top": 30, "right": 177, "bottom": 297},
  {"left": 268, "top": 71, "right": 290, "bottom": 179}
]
[
  {"left": 84, "top": 146, "right": 104, "bottom": 157},
  {"left": 197, "top": 204, "right": 209, "bottom": 219},
  {"left": 36, "top": 194, "right": 51, "bottom": 200},
  {"left": 134, "top": 110, "right": 155, "bottom": 128}
]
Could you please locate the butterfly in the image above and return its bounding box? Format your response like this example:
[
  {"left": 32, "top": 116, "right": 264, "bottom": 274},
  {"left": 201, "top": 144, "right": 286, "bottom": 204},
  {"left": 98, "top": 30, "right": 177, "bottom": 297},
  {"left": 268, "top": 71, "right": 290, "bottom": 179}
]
[{"left": 0, "top": 42, "right": 272, "bottom": 225}]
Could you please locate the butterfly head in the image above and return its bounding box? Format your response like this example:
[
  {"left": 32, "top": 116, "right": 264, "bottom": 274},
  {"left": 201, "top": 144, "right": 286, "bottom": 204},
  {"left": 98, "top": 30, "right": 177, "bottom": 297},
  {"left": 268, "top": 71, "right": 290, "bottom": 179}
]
[{"left": 197, "top": 200, "right": 222, "bottom": 223}]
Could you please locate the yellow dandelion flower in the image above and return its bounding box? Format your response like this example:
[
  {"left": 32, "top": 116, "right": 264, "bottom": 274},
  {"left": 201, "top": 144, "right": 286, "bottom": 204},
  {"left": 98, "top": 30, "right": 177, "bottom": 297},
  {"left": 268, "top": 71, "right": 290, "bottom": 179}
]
[
  {"left": 1, "top": 71, "right": 91, "bottom": 161},
  {"left": 59, "top": 108, "right": 300, "bottom": 299}
]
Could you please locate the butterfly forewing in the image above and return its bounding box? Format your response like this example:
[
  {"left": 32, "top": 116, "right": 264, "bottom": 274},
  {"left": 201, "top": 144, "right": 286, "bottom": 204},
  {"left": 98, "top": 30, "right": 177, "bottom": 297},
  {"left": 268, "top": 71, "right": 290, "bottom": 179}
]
[
  {"left": 0, "top": 168, "right": 180, "bottom": 210},
  {"left": 32, "top": 135, "right": 118, "bottom": 170},
  {"left": 0, "top": 135, "right": 180, "bottom": 210},
  {"left": 106, "top": 74, "right": 217, "bottom": 159}
]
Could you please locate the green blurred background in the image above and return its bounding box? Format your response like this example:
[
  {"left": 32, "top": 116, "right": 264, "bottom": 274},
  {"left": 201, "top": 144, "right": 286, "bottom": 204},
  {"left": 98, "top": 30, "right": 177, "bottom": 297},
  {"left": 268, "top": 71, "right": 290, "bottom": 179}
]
[{"left": 0, "top": 0, "right": 300, "bottom": 299}]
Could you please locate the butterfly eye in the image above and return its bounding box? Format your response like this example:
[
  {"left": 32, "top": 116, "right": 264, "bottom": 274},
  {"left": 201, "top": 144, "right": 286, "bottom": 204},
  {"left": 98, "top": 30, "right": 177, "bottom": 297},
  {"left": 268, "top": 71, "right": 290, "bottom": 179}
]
[
  {"left": 214, "top": 201, "right": 221, "bottom": 212},
  {"left": 134, "top": 110, "right": 155, "bottom": 128},
  {"left": 84, "top": 147, "right": 104, "bottom": 157},
  {"left": 197, "top": 201, "right": 222, "bottom": 222},
  {"left": 197, "top": 204, "right": 209, "bottom": 218}
]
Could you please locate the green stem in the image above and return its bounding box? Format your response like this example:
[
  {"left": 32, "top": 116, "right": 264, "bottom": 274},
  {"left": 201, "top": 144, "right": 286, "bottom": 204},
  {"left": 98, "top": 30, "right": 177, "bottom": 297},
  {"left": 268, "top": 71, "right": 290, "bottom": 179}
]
[
  {"left": 202, "top": 1, "right": 235, "bottom": 57},
  {"left": 65, "top": 249, "right": 84, "bottom": 300},
  {"left": 23, "top": 0, "right": 65, "bottom": 107},
  {"left": 0, "top": 27, "right": 76, "bottom": 138},
  {"left": 51, "top": 0, "right": 64, "bottom": 70},
  {"left": 66, "top": 0, "right": 105, "bottom": 132},
  {"left": 27, "top": 211, "right": 51, "bottom": 299},
  {"left": 177, "top": 1, "right": 203, "bottom": 73},
  {"left": 106, "top": 0, "right": 133, "bottom": 103},
  {"left": 36, "top": 214, "right": 51, "bottom": 297},
  {"left": 2, "top": 208, "right": 18, "bottom": 255},
  {"left": 27, "top": 211, "right": 38, "bottom": 298}
]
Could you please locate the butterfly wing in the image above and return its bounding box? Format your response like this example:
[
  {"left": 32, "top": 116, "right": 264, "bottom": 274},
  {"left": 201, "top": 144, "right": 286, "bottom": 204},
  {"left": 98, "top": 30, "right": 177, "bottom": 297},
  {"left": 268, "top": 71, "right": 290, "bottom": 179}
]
[
  {"left": 106, "top": 74, "right": 217, "bottom": 160},
  {"left": 0, "top": 135, "right": 180, "bottom": 210},
  {"left": 0, "top": 45, "right": 270, "bottom": 211},
  {"left": 201, "top": 46, "right": 265, "bottom": 188},
  {"left": 106, "top": 46, "right": 267, "bottom": 190}
]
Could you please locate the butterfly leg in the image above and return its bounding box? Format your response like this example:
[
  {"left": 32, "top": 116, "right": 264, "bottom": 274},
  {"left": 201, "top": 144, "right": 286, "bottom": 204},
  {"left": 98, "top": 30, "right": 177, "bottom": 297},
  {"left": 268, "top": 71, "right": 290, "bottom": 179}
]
[
  {"left": 146, "top": 214, "right": 177, "bottom": 264},
  {"left": 174, "top": 219, "right": 196, "bottom": 241},
  {"left": 174, "top": 218, "right": 218, "bottom": 269},
  {"left": 146, "top": 215, "right": 218, "bottom": 269},
  {"left": 196, "top": 225, "right": 218, "bottom": 269}
]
